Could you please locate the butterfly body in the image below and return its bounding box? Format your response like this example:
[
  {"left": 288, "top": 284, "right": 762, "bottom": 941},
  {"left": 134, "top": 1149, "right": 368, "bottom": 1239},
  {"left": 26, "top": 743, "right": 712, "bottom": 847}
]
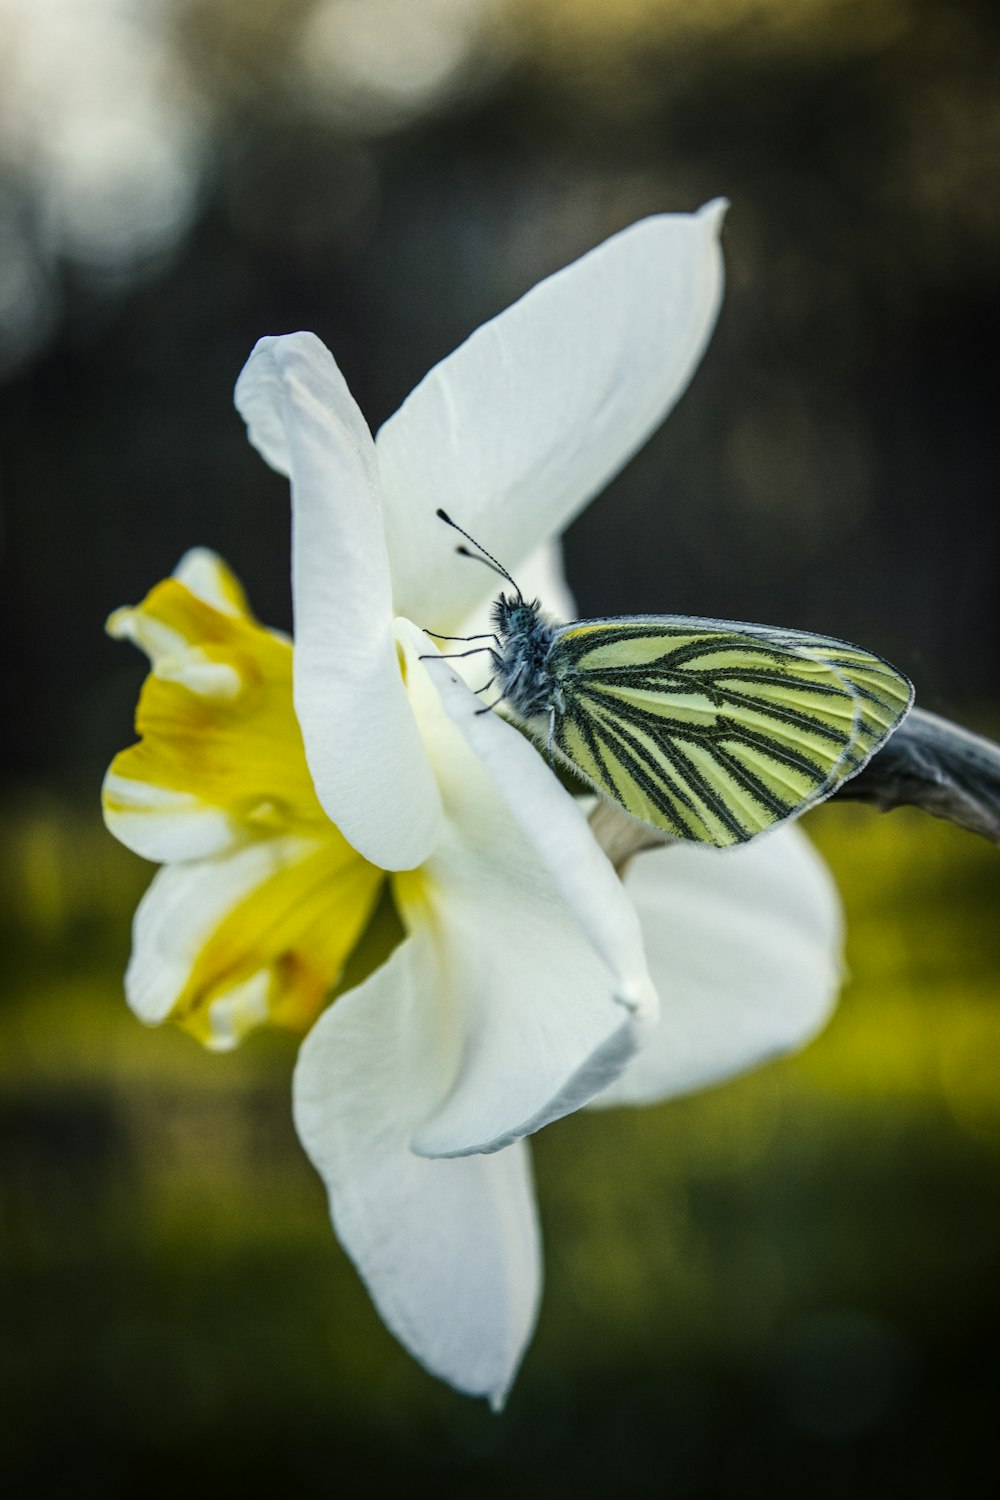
[
  {"left": 490, "top": 593, "right": 563, "bottom": 720},
  {"left": 488, "top": 595, "right": 914, "bottom": 848}
]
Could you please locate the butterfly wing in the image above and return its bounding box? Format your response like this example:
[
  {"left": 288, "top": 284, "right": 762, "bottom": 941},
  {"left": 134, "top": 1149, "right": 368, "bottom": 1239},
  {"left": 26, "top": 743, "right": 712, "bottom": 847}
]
[{"left": 545, "top": 614, "right": 914, "bottom": 846}]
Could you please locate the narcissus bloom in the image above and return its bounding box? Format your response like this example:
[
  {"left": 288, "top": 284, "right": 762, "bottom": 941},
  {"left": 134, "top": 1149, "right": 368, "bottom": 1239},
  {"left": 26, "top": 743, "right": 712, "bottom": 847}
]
[{"left": 104, "top": 203, "right": 842, "bottom": 1406}]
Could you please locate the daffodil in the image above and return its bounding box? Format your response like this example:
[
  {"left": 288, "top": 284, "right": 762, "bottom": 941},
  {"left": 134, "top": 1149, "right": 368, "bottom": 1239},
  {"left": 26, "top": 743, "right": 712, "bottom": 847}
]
[{"left": 104, "top": 202, "right": 842, "bottom": 1406}]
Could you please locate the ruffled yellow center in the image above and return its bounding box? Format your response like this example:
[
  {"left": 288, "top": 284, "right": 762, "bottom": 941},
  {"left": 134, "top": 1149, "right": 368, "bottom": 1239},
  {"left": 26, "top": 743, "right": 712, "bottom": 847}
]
[{"left": 103, "top": 551, "right": 384, "bottom": 1049}]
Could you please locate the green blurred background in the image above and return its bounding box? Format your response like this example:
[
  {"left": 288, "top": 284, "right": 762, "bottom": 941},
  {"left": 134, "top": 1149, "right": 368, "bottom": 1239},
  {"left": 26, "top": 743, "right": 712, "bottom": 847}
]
[{"left": 1, "top": 1, "right": 998, "bottom": 1493}]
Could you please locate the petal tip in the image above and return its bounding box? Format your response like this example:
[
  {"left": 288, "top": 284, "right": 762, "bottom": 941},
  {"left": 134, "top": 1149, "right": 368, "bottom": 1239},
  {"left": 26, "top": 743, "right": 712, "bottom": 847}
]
[
  {"left": 106, "top": 605, "right": 134, "bottom": 640},
  {"left": 698, "top": 197, "right": 730, "bottom": 233},
  {"left": 236, "top": 329, "right": 331, "bottom": 393},
  {"left": 613, "top": 973, "right": 659, "bottom": 1025}
]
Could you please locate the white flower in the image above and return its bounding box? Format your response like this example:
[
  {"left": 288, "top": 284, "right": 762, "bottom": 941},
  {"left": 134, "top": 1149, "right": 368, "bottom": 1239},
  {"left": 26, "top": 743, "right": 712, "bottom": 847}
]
[{"left": 105, "top": 202, "right": 842, "bottom": 1407}]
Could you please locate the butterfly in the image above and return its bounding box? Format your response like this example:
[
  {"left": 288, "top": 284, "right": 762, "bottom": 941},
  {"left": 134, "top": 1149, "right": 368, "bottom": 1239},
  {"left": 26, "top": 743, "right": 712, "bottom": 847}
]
[{"left": 427, "top": 511, "right": 914, "bottom": 847}]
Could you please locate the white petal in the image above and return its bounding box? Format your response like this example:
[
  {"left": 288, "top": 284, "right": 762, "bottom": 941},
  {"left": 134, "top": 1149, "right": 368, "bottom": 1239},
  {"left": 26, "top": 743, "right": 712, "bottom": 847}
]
[
  {"left": 102, "top": 771, "right": 237, "bottom": 862},
  {"left": 203, "top": 970, "right": 272, "bottom": 1052},
  {"left": 125, "top": 834, "right": 311, "bottom": 1025},
  {"left": 378, "top": 202, "right": 727, "bottom": 628},
  {"left": 293, "top": 935, "right": 540, "bottom": 1407},
  {"left": 235, "top": 333, "right": 441, "bottom": 871},
  {"left": 153, "top": 651, "right": 242, "bottom": 700},
  {"left": 173, "top": 548, "right": 249, "bottom": 618},
  {"left": 397, "top": 622, "right": 657, "bottom": 1159},
  {"left": 232, "top": 343, "right": 295, "bottom": 477},
  {"left": 107, "top": 604, "right": 187, "bottom": 662},
  {"left": 592, "top": 826, "right": 843, "bottom": 1108}
]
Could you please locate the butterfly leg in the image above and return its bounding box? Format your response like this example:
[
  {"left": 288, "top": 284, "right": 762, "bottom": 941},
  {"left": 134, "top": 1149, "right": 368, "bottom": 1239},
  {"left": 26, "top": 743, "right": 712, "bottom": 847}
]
[
  {"left": 421, "top": 629, "right": 501, "bottom": 645},
  {"left": 547, "top": 708, "right": 556, "bottom": 768},
  {"left": 417, "top": 645, "right": 493, "bottom": 663}
]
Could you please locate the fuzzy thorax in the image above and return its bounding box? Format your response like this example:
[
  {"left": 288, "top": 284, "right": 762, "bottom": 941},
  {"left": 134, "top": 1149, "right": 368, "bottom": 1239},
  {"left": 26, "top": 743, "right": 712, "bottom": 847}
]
[{"left": 490, "top": 593, "right": 560, "bottom": 721}]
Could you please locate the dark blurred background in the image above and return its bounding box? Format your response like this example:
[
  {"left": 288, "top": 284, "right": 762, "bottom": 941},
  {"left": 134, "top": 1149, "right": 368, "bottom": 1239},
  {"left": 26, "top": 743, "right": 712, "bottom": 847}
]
[{"left": 1, "top": 1, "right": 998, "bottom": 1494}]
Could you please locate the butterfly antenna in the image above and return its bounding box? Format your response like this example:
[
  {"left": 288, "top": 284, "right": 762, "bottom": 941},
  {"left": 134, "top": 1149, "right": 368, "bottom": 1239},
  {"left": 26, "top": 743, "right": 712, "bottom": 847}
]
[
  {"left": 436, "top": 508, "right": 523, "bottom": 603},
  {"left": 454, "top": 545, "right": 509, "bottom": 582}
]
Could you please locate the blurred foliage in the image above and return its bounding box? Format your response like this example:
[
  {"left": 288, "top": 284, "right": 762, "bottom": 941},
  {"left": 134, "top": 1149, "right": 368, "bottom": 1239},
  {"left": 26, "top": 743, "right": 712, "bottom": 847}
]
[{"left": 1, "top": 799, "right": 999, "bottom": 1494}]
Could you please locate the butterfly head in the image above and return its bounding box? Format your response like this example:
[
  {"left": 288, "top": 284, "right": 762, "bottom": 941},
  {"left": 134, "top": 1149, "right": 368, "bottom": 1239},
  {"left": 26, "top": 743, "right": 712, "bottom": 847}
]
[
  {"left": 491, "top": 591, "right": 542, "bottom": 640},
  {"left": 435, "top": 510, "right": 538, "bottom": 640},
  {"left": 432, "top": 510, "right": 555, "bottom": 714}
]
